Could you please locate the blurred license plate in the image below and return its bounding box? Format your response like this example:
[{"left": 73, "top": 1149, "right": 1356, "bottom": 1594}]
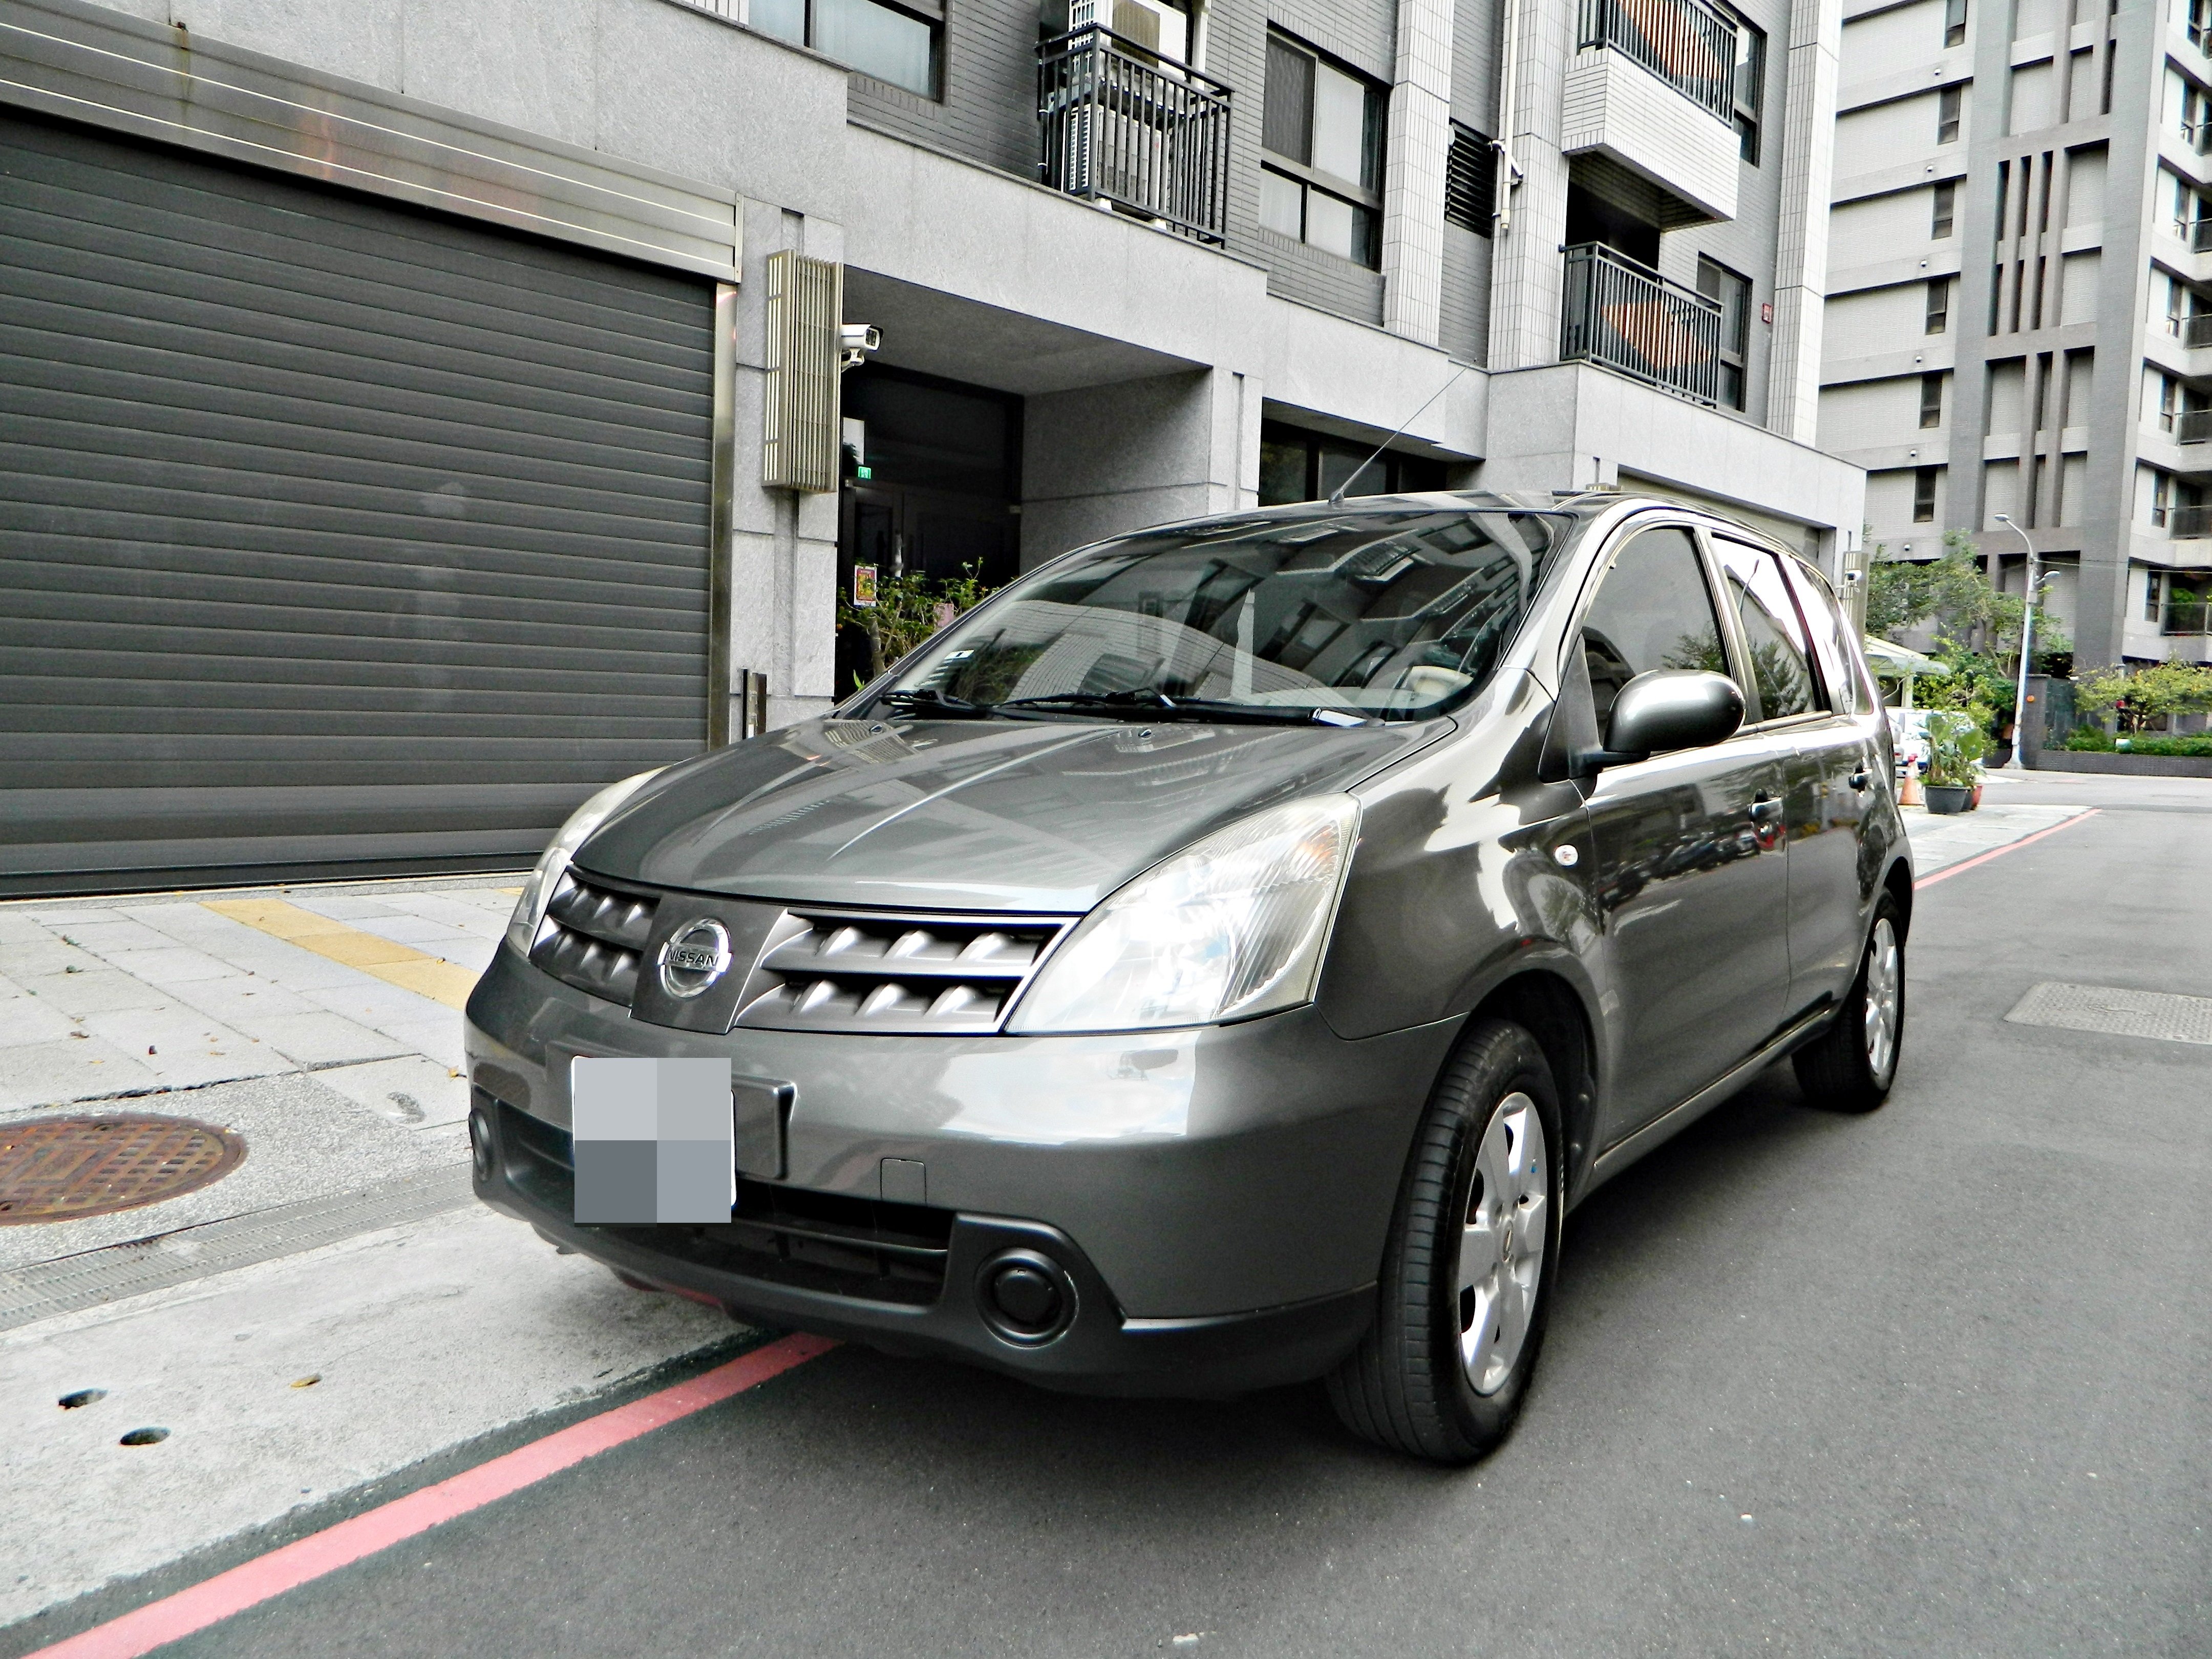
[{"left": 569, "top": 1056, "right": 733, "bottom": 1224}]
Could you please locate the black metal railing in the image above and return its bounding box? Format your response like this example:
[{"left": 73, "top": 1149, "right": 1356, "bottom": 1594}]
[
  {"left": 1560, "top": 243, "right": 1725, "bottom": 406},
  {"left": 1579, "top": 0, "right": 1738, "bottom": 125},
  {"left": 2179, "top": 409, "right": 2212, "bottom": 443},
  {"left": 2185, "top": 313, "right": 2212, "bottom": 348},
  {"left": 2164, "top": 599, "right": 2211, "bottom": 632},
  {"left": 1037, "top": 25, "right": 1232, "bottom": 245},
  {"left": 2169, "top": 503, "right": 2212, "bottom": 537}
]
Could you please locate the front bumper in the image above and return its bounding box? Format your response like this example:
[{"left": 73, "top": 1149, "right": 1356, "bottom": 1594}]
[{"left": 464, "top": 944, "right": 1461, "bottom": 1396}]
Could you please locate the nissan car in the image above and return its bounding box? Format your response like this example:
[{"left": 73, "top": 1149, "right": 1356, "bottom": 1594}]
[{"left": 463, "top": 490, "right": 1909, "bottom": 1464}]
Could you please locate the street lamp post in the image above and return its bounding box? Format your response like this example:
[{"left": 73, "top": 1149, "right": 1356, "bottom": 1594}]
[{"left": 1993, "top": 514, "right": 2039, "bottom": 769}]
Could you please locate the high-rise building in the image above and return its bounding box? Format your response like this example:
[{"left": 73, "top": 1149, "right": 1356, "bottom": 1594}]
[
  {"left": 2, "top": 0, "right": 1860, "bottom": 887},
  {"left": 1823, "top": 0, "right": 2212, "bottom": 667}
]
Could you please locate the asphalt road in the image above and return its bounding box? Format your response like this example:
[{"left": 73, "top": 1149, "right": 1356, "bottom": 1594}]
[{"left": 57, "top": 777, "right": 2212, "bottom": 1656}]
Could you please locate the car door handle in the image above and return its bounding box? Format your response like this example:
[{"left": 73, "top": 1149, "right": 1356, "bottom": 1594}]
[
  {"left": 1748, "top": 798, "right": 1784, "bottom": 822},
  {"left": 1848, "top": 770, "right": 1871, "bottom": 791}
]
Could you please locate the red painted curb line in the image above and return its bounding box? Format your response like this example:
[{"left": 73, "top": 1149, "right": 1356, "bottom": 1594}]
[
  {"left": 29, "top": 1332, "right": 837, "bottom": 1659},
  {"left": 1913, "top": 807, "right": 2098, "bottom": 890}
]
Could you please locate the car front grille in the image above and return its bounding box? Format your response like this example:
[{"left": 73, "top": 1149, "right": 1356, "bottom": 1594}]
[
  {"left": 734, "top": 909, "right": 1068, "bottom": 1035},
  {"left": 487, "top": 1095, "right": 950, "bottom": 1306},
  {"left": 527, "top": 871, "right": 654, "bottom": 1005}
]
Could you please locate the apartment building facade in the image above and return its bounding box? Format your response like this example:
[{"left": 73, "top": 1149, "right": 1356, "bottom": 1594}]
[
  {"left": 1823, "top": 0, "right": 2212, "bottom": 668},
  {"left": 0, "top": 0, "right": 1860, "bottom": 890}
]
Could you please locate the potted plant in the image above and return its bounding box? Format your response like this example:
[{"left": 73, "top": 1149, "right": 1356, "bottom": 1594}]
[{"left": 1922, "top": 710, "right": 1983, "bottom": 814}]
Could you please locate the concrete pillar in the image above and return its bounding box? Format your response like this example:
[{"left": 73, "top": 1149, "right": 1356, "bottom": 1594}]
[
  {"left": 731, "top": 201, "right": 842, "bottom": 729},
  {"left": 1484, "top": 0, "right": 1571, "bottom": 371},
  {"left": 1018, "top": 367, "right": 1260, "bottom": 568},
  {"left": 1765, "top": 0, "right": 1841, "bottom": 444},
  {"left": 1381, "top": 0, "right": 1455, "bottom": 346}
]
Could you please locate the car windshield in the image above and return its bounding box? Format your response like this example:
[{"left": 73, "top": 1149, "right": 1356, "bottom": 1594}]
[{"left": 865, "top": 506, "right": 1562, "bottom": 724}]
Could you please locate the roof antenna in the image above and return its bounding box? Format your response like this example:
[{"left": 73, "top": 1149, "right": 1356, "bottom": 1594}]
[{"left": 1327, "top": 364, "right": 1470, "bottom": 507}]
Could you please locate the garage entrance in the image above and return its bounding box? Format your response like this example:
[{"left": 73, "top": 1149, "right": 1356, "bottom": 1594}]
[{"left": 0, "top": 110, "right": 718, "bottom": 896}]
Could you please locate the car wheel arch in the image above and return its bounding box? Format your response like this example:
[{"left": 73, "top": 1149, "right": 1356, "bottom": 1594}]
[
  {"left": 1459, "top": 969, "right": 1599, "bottom": 1203},
  {"left": 1881, "top": 857, "right": 1914, "bottom": 941}
]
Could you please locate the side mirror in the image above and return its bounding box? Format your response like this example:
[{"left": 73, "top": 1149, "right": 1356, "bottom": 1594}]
[{"left": 1579, "top": 670, "right": 1744, "bottom": 773}]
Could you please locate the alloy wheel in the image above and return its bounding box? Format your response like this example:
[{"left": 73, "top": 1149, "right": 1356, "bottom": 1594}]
[
  {"left": 1862, "top": 917, "right": 1901, "bottom": 1080},
  {"left": 1457, "top": 1092, "right": 1549, "bottom": 1396}
]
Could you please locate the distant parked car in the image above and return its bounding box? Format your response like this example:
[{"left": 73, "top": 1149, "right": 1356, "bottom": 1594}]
[{"left": 465, "top": 491, "right": 1909, "bottom": 1463}]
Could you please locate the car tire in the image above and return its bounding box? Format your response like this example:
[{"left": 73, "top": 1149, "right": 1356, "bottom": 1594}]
[
  {"left": 1792, "top": 894, "right": 1906, "bottom": 1113},
  {"left": 1326, "top": 1018, "right": 1562, "bottom": 1465}
]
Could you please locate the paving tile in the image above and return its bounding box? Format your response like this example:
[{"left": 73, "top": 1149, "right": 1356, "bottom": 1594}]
[
  {"left": 344, "top": 914, "right": 476, "bottom": 950},
  {"left": 435, "top": 938, "right": 498, "bottom": 974},
  {"left": 96, "top": 947, "right": 245, "bottom": 986},
  {"left": 78, "top": 1005, "right": 282, "bottom": 1090},
  {"left": 303, "top": 982, "right": 451, "bottom": 1027},
  {"left": 40, "top": 917, "right": 176, "bottom": 954},
  {"left": 9, "top": 968, "right": 171, "bottom": 1017},
  {"left": 283, "top": 894, "right": 403, "bottom": 921},
  {"left": 0, "top": 1036, "right": 162, "bottom": 1111},
  {"left": 17, "top": 908, "right": 116, "bottom": 925},
  {"left": 162, "top": 975, "right": 320, "bottom": 1023},
  {"left": 372, "top": 1014, "right": 466, "bottom": 1070},
  {"left": 1, "top": 939, "right": 105, "bottom": 979},
  {"left": 0, "top": 992, "right": 81, "bottom": 1048},
  {"left": 0, "top": 914, "right": 54, "bottom": 946},
  {"left": 229, "top": 1011, "right": 406, "bottom": 1068},
  {"left": 314, "top": 1054, "right": 471, "bottom": 1128},
  {"left": 195, "top": 940, "right": 380, "bottom": 992},
  {"left": 392, "top": 894, "right": 514, "bottom": 937}
]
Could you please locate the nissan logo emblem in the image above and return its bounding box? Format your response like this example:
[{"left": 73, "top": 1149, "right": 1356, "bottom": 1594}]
[{"left": 656, "top": 918, "right": 733, "bottom": 999}]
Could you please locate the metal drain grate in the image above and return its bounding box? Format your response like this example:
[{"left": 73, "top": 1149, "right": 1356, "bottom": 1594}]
[
  {"left": 2003, "top": 982, "right": 2212, "bottom": 1047},
  {"left": 0, "top": 1115, "right": 247, "bottom": 1225}
]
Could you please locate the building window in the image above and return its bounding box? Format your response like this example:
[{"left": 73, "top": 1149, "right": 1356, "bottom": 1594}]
[
  {"left": 1938, "top": 85, "right": 1962, "bottom": 143},
  {"left": 1697, "top": 257, "right": 1753, "bottom": 411},
  {"left": 1258, "top": 420, "right": 1445, "bottom": 505},
  {"left": 2152, "top": 469, "right": 2174, "bottom": 526},
  {"left": 2192, "top": 0, "right": 2210, "bottom": 50},
  {"left": 1945, "top": 0, "right": 1968, "bottom": 47},
  {"left": 751, "top": 0, "right": 941, "bottom": 98},
  {"left": 2160, "top": 373, "right": 2181, "bottom": 431},
  {"left": 1731, "top": 15, "right": 1767, "bottom": 164},
  {"left": 1925, "top": 277, "right": 1950, "bottom": 334},
  {"left": 1261, "top": 30, "right": 1386, "bottom": 267},
  {"left": 1444, "top": 122, "right": 1495, "bottom": 236},
  {"left": 2147, "top": 568, "right": 2164, "bottom": 619},
  {"left": 1913, "top": 467, "right": 1938, "bottom": 522},
  {"left": 1920, "top": 372, "right": 1944, "bottom": 428},
  {"left": 1931, "top": 181, "right": 1956, "bottom": 238}
]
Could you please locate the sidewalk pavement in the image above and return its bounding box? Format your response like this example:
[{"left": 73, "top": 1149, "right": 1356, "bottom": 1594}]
[{"left": 0, "top": 792, "right": 2097, "bottom": 1634}]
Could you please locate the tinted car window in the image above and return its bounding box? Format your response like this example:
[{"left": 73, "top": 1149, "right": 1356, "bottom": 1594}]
[
  {"left": 875, "top": 508, "right": 1561, "bottom": 721},
  {"left": 1579, "top": 526, "right": 1728, "bottom": 727},
  {"left": 1714, "top": 540, "right": 1823, "bottom": 721},
  {"left": 1779, "top": 558, "right": 1869, "bottom": 715}
]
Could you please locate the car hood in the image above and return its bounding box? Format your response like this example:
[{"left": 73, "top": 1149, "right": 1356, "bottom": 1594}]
[{"left": 577, "top": 716, "right": 1447, "bottom": 913}]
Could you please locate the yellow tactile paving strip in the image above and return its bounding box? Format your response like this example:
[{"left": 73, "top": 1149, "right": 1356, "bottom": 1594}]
[{"left": 201, "top": 899, "right": 480, "bottom": 1012}]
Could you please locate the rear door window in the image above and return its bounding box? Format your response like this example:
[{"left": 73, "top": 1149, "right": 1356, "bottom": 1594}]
[
  {"left": 1778, "top": 559, "right": 1874, "bottom": 716},
  {"left": 1712, "top": 540, "right": 1825, "bottom": 723}
]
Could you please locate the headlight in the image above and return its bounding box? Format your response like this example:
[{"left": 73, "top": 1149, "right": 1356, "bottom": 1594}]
[
  {"left": 1007, "top": 796, "right": 1359, "bottom": 1035},
  {"left": 504, "top": 771, "right": 663, "bottom": 957}
]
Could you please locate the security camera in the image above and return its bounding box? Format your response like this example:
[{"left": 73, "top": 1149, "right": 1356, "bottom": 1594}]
[{"left": 839, "top": 323, "right": 880, "bottom": 371}]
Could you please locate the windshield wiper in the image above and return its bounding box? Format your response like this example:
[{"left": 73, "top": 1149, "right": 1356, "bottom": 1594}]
[
  {"left": 876, "top": 688, "right": 1005, "bottom": 719},
  {"left": 993, "top": 691, "right": 1365, "bottom": 726}
]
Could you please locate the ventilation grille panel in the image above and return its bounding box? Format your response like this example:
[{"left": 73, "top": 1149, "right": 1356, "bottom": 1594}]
[{"left": 735, "top": 909, "right": 1070, "bottom": 1035}]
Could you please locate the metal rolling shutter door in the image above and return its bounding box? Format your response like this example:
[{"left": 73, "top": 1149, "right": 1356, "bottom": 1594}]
[{"left": 0, "top": 110, "right": 714, "bottom": 895}]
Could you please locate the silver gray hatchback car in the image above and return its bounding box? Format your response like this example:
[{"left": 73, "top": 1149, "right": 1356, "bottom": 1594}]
[{"left": 464, "top": 490, "right": 1909, "bottom": 1463}]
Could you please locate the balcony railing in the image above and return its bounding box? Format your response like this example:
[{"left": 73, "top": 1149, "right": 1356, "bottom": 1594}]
[
  {"left": 1578, "top": 0, "right": 1738, "bottom": 124},
  {"left": 2180, "top": 409, "right": 2212, "bottom": 443},
  {"left": 2186, "top": 217, "right": 2212, "bottom": 251},
  {"left": 2180, "top": 313, "right": 2212, "bottom": 347},
  {"left": 2168, "top": 503, "right": 2212, "bottom": 536},
  {"left": 2164, "top": 600, "right": 2211, "bottom": 633},
  {"left": 1037, "top": 25, "right": 1232, "bottom": 245},
  {"left": 2186, "top": 119, "right": 2212, "bottom": 155},
  {"left": 1560, "top": 243, "right": 1725, "bottom": 406}
]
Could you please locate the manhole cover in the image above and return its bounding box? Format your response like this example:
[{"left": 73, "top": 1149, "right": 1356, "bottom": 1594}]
[{"left": 0, "top": 1115, "right": 246, "bottom": 1225}]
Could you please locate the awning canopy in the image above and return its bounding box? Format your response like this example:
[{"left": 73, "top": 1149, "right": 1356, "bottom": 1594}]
[{"left": 1863, "top": 636, "right": 1951, "bottom": 678}]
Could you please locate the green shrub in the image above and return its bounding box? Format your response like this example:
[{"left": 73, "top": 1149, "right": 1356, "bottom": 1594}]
[
  {"left": 2062, "top": 726, "right": 2114, "bottom": 751},
  {"left": 2123, "top": 733, "right": 2212, "bottom": 757}
]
